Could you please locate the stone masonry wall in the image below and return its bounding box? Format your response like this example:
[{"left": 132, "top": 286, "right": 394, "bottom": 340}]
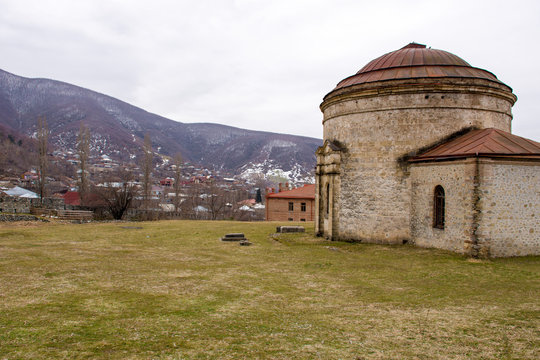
[
  {"left": 0, "top": 214, "right": 43, "bottom": 222},
  {"left": 477, "top": 160, "right": 540, "bottom": 257},
  {"left": 0, "top": 196, "right": 66, "bottom": 214},
  {"left": 266, "top": 198, "right": 314, "bottom": 222},
  {"left": 0, "top": 196, "right": 32, "bottom": 213},
  {"left": 320, "top": 82, "right": 514, "bottom": 243},
  {"left": 410, "top": 159, "right": 476, "bottom": 253}
]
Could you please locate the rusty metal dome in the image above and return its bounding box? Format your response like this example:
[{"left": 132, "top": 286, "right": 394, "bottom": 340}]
[{"left": 333, "top": 43, "right": 503, "bottom": 91}]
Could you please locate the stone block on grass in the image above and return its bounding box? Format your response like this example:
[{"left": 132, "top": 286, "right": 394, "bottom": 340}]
[
  {"left": 221, "top": 233, "right": 247, "bottom": 241},
  {"left": 276, "top": 226, "right": 305, "bottom": 233}
]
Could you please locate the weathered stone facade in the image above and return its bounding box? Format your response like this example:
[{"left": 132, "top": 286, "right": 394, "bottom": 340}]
[
  {"left": 318, "top": 78, "right": 515, "bottom": 243},
  {"left": 476, "top": 160, "right": 539, "bottom": 257},
  {"left": 410, "top": 159, "right": 476, "bottom": 253},
  {"left": 316, "top": 43, "right": 539, "bottom": 257},
  {"left": 410, "top": 158, "right": 539, "bottom": 257}
]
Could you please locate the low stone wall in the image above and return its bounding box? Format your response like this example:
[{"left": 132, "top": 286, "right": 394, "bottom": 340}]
[
  {"left": 0, "top": 214, "right": 43, "bottom": 222},
  {"left": 0, "top": 196, "right": 65, "bottom": 214},
  {"left": 36, "top": 197, "right": 65, "bottom": 210},
  {"left": 0, "top": 196, "right": 32, "bottom": 213}
]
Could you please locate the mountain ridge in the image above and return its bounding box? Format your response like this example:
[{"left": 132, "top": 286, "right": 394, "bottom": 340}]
[{"left": 0, "top": 68, "right": 321, "bottom": 180}]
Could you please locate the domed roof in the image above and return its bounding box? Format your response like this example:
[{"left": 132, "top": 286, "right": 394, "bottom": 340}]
[{"left": 333, "top": 43, "right": 502, "bottom": 91}]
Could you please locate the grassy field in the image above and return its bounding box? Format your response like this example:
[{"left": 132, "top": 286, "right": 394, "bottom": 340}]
[{"left": 0, "top": 220, "right": 538, "bottom": 359}]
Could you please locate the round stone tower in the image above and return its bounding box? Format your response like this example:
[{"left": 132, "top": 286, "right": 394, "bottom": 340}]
[{"left": 315, "top": 43, "right": 517, "bottom": 243}]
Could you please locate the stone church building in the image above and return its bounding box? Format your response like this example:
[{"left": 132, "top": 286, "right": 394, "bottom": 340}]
[{"left": 315, "top": 43, "right": 539, "bottom": 257}]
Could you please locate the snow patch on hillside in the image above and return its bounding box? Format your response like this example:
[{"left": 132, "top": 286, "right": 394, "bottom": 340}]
[
  {"left": 239, "top": 160, "right": 314, "bottom": 185},
  {"left": 97, "top": 98, "right": 141, "bottom": 131},
  {"left": 262, "top": 139, "right": 296, "bottom": 152}
]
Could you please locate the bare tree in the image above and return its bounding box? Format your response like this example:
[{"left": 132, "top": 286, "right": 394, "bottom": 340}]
[
  {"left": 36, "top": 116, "right": 48, "bottom": 205},
  {"left": 141, "top": 133, "right": 152, "bottom": 210},
  {"left": 175, "top": 182, "right": 249, "bottom": 220},
  {"left": 96, "top": 170, "right": 138, "bottom": 220},
  {"left": 184, "top": 183, "right": 206, "bottom": 220},
  {"left": 173, "top": 153, "right": 182, "bottom": 212},
  {"left": 77, "top": 122, "right": 90, "bottom": 205},
  {"left": 203, "top": 182, "right": 229, "bottom": 220}
]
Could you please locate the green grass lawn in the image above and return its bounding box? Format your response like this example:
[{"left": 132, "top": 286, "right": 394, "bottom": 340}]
[{"left": 0, "top": 220, "right": 538, "bottom": 359}]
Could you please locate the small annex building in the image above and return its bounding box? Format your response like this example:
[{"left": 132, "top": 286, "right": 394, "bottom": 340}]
[
  {"left": 315, "top": 43, "right": 539, "bottom": 257},
  {"left": 266, "top": 184, "right": 315, "bottom": 222}
]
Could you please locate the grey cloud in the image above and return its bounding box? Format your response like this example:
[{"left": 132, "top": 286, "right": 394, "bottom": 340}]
[{"left": 0, "top": 0, "right": 538, "bottom": 140}]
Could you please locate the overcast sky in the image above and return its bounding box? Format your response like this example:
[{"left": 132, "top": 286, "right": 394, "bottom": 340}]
[{"left": 1, "top": 0, "right": 538, "bottom": 140}]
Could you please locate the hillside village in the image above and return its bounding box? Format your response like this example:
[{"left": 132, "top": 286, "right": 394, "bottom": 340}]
[
  {"left": 0, "top": 65, "right": 319, "bottom": 222},
  {"left": 0, "top": 138, "right": 314, "bottom": 221}
]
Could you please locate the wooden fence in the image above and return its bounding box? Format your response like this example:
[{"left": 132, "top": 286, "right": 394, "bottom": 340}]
[
  {"left": 31, "top": 208, "right": 94, "bottom": 220},
  {"left": 56, "top": 210, "right": 94, "bottom": 220},
  {"left": 30, "top": 208, "right": 55, "bottom": 217}
]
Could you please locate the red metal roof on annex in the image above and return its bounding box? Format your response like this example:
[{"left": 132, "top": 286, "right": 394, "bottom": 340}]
[
  {"left": 410, "top": 128, "right": 540, "bottom": 162},
  {"left": 63, "top": 191, "right": 81, "bottom": 206},
  {"left": 332, "top": 43, "right": 504, "bottom": 92},
  {"left": 266, "top": 184, "right": 315, "bottom": 199}
]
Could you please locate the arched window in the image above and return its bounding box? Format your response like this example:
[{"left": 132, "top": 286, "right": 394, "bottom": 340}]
[{"left": 433, "top": 185, "right": 445, "bottom": 229}]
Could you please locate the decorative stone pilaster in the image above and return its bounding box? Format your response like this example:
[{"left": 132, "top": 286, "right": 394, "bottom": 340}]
[{"left": 315, "top": 140, "right": 342, "bottom": 239}]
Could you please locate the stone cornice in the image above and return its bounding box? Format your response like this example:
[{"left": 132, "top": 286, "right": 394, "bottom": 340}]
[
  {"left": 320, "top": 78, "right": 517, "bottom": 113},
  {"left": 322, "top": 105, "right": 513, "bottom": 124}
]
